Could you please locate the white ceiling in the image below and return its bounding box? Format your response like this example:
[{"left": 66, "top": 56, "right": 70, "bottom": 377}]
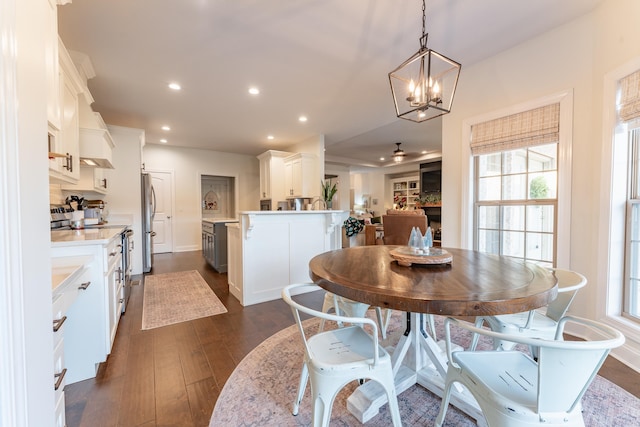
[{"left": 57, "top": 0, "right": 602, "bottom": 168}]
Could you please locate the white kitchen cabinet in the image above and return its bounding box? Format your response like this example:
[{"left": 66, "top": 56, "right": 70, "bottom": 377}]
[
  {"left": 257, "top": 150, "right": 291, "bottom": 203},
  {"left": 49, "top": 38, "right": 84, "bottom": 184},
  {"left": 45, "top": 0, "right": 60, "bottom": 130},
  {"left": 51, "top": 255, "right": 93, "bottom": 427},
  {"left": 51, "top": 228, "right": 126, "bottom": 385},
  {"left": 284, "top": 153, "right": 317, "bottom": 198}
]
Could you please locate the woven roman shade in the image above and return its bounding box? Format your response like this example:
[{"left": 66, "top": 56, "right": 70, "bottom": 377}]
[
  {"left": 470, "top": 103, "right": 560, "bottom": 156},
  {"left": 620, "top": 70, "right": 640, "bottom": 123}
]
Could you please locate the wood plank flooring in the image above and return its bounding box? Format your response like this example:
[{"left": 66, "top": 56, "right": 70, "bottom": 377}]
[{"left": 64, "top": 251, "right": 640, "bottom": 426}]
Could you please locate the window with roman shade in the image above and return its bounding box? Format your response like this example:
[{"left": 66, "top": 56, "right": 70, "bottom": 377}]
[
  {"left": 620, "top": 70, "right": 640, "bottom": 123},
  {"left": 472, "top": 103, "right": 560, "bottom": 266}
]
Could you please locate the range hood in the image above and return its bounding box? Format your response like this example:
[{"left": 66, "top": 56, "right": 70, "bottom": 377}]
[{"left": 79, "top": 127, "right": 115, "bottom": 169}]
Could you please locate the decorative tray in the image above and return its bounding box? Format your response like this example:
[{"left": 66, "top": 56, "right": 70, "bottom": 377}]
[{"left": 390, "top": 247, "right": 453, "bottom": 267}]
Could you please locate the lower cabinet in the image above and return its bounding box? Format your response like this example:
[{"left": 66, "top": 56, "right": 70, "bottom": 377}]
[{"left": 51, "top": 256, "right": 93, "bottom": 427}]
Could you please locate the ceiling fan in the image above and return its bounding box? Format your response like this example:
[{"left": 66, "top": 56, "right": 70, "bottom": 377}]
[{"left": 392, "top": 142, "right": 407, "bottom": 162}]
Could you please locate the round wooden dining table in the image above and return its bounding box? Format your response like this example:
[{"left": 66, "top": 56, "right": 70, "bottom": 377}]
[{"left": 309, "top": 245, "right": 558, "bottom": 424}]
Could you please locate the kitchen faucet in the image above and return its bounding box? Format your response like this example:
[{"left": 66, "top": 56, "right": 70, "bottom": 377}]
[{"left": 312, "top": 198, "right": 327, "bottom": 210}]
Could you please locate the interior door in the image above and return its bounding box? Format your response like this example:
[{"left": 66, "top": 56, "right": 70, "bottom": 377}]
[{"left": 149, "top": 171, "right": 173, "bottom": 254}]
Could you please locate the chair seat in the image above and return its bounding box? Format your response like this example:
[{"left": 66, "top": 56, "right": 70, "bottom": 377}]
[
  {"left": 308, "top": 326, "right": 389, "bottom": 369},
  {"left": 490, "top": 310, "right": 558, "bottom": 333},
  {"left": 453, "top": 350, "right": 538, "bottom": 411}
]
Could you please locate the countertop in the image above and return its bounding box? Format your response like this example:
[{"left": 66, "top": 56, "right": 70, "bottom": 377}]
[
  {"left": 202, "top": 218, "right": 238, "bottom": 224},
  {"left": 51, "top": 225, "right": 127, "bottom": 247},
  {"left": 238, "top": 210, "right": 344, "bottom": 215}
]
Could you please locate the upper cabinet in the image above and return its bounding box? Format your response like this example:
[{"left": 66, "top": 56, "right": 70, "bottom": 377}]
[
  {"left": 49, "top": 38, "right": 84, "bottom": 184},
  {"left": 257, "top": 150, "right": 291, "bottom": 203},
  {"left": 45, "top": 0, "right": 60, "bottom": 130},
  {"left": 284, "top": 153, "right": 317, "bottom": 198}
]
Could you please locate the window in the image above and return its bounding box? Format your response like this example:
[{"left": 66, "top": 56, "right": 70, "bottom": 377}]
[
  {"left": 626, "top": 128, "right": 640, "bottom": 321},
  {"left": 471, "top": 103, "right": 560, "bottom": 266}
]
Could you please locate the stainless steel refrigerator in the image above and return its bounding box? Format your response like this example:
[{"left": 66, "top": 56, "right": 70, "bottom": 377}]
[{"left": 141, "top": 173, "right": 156, "bottom": 272}]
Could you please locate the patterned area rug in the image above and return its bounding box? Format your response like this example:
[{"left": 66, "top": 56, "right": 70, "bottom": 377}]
[
  {"left": 141, "top": 270, "right": 227, "bottom": 330},
  {"left": 210, "top": 311, "right": 640, "bottom": 426}
]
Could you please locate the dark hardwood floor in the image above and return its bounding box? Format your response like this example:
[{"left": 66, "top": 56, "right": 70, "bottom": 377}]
[{"left": 64, "top": 251, "right": 640, "bottom": 426}]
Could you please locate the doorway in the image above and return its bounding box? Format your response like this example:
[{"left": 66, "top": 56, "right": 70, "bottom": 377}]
[{"left": 201, "top": 175, "right": 235, "bottom": 219}]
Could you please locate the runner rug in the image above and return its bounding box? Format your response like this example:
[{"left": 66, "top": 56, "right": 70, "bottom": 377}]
[
  {"left": 141, "top": 270, "right": 227, "bottom": 330},
  {"left": 210, "top": 311, "right": 639, "bottom": 426}
]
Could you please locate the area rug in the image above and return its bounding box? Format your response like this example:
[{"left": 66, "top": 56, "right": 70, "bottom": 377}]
[
  {"left": 141, "top": 270, "right": 227, "bottom": 330},
  {"left": 210, "top": 311, "right": 640, "bottom": 426}
]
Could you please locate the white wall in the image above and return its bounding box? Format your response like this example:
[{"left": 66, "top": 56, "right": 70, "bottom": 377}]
[
  {"left": 1, "top": 0, "right": 55, "bottom": 424},
  {"left": 106, "top": 125, "right": 144, "bottom": 274},
  {"left": 143, "top": 144, "right": 259, "bottom": 252},
  {"left": 440, "top": 0, "right": 640, "bottom": 360}
]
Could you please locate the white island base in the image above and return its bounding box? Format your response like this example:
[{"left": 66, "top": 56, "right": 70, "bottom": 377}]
[{"left": 226, "top": 210, "right": 345, "bottom": 306}]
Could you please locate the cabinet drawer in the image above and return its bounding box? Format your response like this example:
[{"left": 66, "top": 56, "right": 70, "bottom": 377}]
[
  {"left": 54, "top": 388, "right": 66, "bottom": 427},
  {"left": 106, "top": 237, "right": 122, "bottom": 271},
  {"left": 202, "top": 221, "right": 214, "bottom": 234},
  {"left": 53, "top": 338, "right": 66, "bottom": 399}
]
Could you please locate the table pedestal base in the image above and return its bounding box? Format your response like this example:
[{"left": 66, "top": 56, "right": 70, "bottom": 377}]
[{"left": 346, "top": 313, "right": 487, "bottom": 427}]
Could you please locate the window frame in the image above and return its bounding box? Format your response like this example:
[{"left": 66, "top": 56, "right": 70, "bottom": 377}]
[{"left": 461, "top": 90, "right": 573, "bottom": 269}]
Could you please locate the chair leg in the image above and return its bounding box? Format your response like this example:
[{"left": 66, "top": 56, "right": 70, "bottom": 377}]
[
  {"left": 435, "top": 372, "right": 456, "bottom": 427},
  {"left": 375, "top": 307, "right": 389, "bottom": 339},
  {"left": 292, "top": 362, "right": 309, "bottom": 416},
  {"left": 379, "top": 370, "right": 402, "bottom": 427},
  {"left": 310, "top": 378, "right": 340, "bottom": 427}
]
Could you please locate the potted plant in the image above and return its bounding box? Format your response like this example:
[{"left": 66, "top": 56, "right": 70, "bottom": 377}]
[
  {"left": 321, "top": 179, "right": 338, "bottom": 209},
  {"left": 414, "top": 192, "right": 441, "bottom": 207}
]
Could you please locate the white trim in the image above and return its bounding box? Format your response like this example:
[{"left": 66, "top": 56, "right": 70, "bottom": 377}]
[
  {"left": 460, "top": 90, "right": 573, "bottom": 266},
  {"left": 598, "top": 57, "right": 640, "bottom": 372},
  {"left": 0, "top": 0, "right": 28, "bottom": 424}
]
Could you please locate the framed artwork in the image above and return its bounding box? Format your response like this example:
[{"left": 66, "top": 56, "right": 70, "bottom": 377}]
[{"left": 203, "top": 191, "right": 221, "bottom": 212}]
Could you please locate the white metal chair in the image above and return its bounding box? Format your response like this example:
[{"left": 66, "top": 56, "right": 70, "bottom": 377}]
[
  {"left": 435, "top": 316, "right": 625, "bottom": 427},
  {"left": 471, "top": 268, "right": 587, "bottom": 354},
  {"left": 282, "top": 283, "right": 402, "bottom": 427},
  {"left": 320, "top": 292, "right": 392, "bottom": 339}
]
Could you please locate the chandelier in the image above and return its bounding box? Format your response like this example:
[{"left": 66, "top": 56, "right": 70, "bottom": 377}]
[
  {"left": 388, "top": 0, "right": 461, "bottom": 123},
  {"left": 392, "top": 143, "right": 406, "bottom": 162}
]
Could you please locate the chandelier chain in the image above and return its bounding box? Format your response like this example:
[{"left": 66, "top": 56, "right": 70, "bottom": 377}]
[{"left": 422, "top": 0, "right": 426, "bottom": 38}]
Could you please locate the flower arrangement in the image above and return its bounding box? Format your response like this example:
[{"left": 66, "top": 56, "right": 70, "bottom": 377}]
[{"left": 321, "top": 179, "right": 338, "bottom": 203}]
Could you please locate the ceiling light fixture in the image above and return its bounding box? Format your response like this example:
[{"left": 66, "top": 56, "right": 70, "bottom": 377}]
[
  {"left": 392, "top": 142, "right": 406, "bottom": 163},
  {"left": 161, "top": 125, "right": 170, "bottom": 131},
  {"left": 168, "top": 82, "right": 181, "bottom": 91},
  {"left": 267, "top": 135, "right": 274, "bottom": 140},
  {"left": 160, "top": 138, "right": 168, "bottom": 143},
  {"left": 298, "top": 116, "right": 308, "bottom": 122},
  {"left": 248, "top": 87, "right": 260, "bottom": 95},
  {"left": 388, "top": 0, "right": 461, "bottom": 123}
]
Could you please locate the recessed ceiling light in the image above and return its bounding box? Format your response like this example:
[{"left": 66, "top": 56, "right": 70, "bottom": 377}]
[
  {"left": 267, "top": 135, "right": 274, "bottom": 140},
  {"left": 380, "top": 157, "right": 385, "bottom": 161},
  {"left": 298, "top": 116, "right": 308, "bottom": 122},
  {"left": 161, "top": 125, "right": 171, "bottom": 131},
  {"left": 421, "top": 150, "right": 427, "bottom": 154},
  {"left": 248, "top": 87, "right": 260, "bottom": 95},
  {"left": 160, "top": 139, "right": 168, "bottom": 143},
  {"left": 168, "top": 82, "right": 181, "bottom": 91}
]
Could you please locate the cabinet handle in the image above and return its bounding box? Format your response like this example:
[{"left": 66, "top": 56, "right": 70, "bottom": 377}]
[
  {"left": 119, "top": 298, "right": 124, "bottom": 303},
  {"left": 78, "top": 281, "right": 91, "bottom": 290},
  {"left": 109, "top": 251, "right": 118, "bottom": 257},
  {"left": 53, "top": 316, "right": 67, "bottom": 332},
  {"left": 54, "top": 368, "right": 67, "bottom": 391},
  {"left": 102, "top": 178, "right": 108, "bottom": 189}
]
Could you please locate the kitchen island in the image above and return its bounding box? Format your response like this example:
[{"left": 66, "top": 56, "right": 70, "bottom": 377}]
[{"left": 226, "top": 210, "right": 346, "bottom": 306}]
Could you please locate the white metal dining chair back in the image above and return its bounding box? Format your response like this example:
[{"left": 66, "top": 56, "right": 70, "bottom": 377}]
[
  {"left": 320, "top": 292, "right": 392, "bottom": 339},
  {"left": 472, "top": 268, "right": 587, "bottom": 352},
  {"left": 282, "top": 283, "right": 402, "bottom": 427},
  {"left": 436, "top": 316, "right": 625, "bottom": 427}
]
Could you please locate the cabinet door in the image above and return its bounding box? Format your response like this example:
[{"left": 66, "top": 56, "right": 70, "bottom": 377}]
[
  {"left": 284, "top": 161, "right": 293, "bottom": 197},
  {"left": 259, "top": 157, "right": 270, "bottom": 199}
]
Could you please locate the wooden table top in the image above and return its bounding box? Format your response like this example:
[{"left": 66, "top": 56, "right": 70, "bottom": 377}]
[{"left": 309, "top": 246, "right": 558, "bottom": 316}]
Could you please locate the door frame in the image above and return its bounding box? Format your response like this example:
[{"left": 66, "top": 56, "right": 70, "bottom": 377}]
[{"left": 146, "top": 169, "right": 175, "bottom": 254}]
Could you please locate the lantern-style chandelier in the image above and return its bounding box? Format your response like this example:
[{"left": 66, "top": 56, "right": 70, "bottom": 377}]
[{"left": 388, "top": 0, "right": 461, "bottom": 123}]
